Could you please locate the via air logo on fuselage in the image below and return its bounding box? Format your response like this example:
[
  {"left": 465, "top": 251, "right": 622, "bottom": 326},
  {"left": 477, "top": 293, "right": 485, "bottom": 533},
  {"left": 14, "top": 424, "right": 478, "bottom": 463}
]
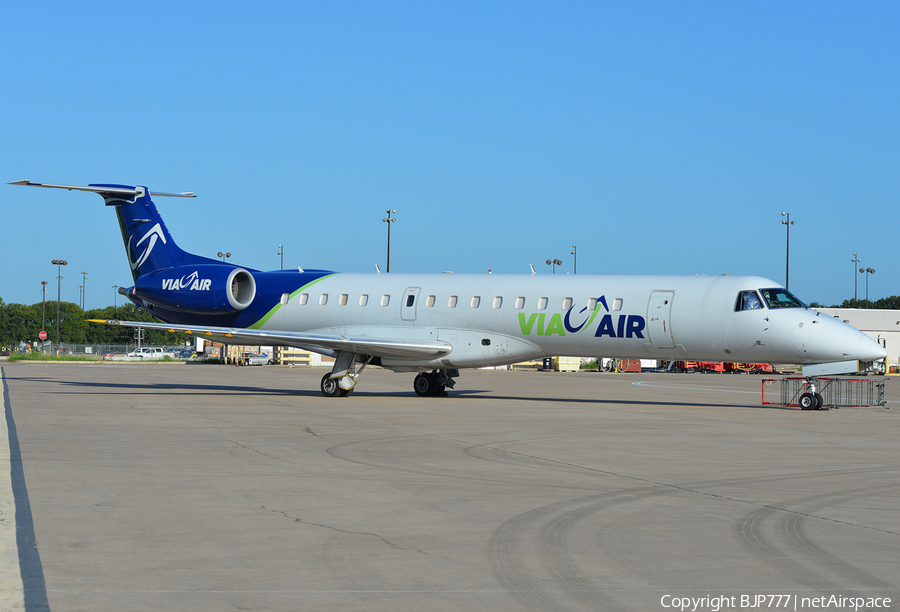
[
  {"left": 518, "top": 296, "right": 646, "bottom": 338},
  {"left": 161, "top": 270, "right": 212, "bottom": 291}
]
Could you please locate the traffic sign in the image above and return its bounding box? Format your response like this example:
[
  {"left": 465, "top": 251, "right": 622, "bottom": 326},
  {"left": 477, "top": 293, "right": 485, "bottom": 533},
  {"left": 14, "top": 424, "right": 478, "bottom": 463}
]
[{"left": 39, "top": 331, "right": 47, "bottom": 340}]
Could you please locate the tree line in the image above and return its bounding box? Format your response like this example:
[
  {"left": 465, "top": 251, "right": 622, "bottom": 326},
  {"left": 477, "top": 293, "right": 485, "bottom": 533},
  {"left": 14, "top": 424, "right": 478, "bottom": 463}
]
[
  {"left": 809, "top": 296, "right": 900, "bottom": 309},
  {"left": 0, "top": 298, "right": 189, "bottom": 349}
]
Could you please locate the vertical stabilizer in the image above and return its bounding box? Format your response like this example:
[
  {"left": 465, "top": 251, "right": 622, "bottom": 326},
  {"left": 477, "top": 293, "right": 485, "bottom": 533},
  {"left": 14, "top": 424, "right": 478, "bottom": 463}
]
[{"left": 9, "top": 181, "right": 219, "bottom": 282}]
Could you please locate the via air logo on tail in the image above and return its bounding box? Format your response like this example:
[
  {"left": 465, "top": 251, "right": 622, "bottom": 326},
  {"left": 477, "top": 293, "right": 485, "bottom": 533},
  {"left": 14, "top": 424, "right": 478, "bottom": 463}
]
[
  {"left": 127, "top": 223, "right": 166, "bottom": 271},
  {"left": 518, "top": 296, "right": 646, "bottom": 338}
]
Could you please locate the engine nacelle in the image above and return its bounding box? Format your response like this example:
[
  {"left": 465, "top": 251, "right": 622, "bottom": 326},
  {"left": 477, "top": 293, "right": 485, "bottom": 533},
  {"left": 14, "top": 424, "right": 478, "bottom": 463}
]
[{"left": 132, "top": 265, "right": 257, "bottom": 315}]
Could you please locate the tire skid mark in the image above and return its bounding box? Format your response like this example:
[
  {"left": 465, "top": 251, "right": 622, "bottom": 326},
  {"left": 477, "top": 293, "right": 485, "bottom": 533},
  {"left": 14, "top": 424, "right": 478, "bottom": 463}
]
[
  {"left": 734, "top": 485, "right": 900, "bottom": 592},
  {"left": 778, "top": 486, "right": 899, "bottom": 590},
  {"left": 489, "top": 487, "right": 668, "bottom": 611},
  {"left": 463, "top": 444, "right": 590, "bottom": 476}
]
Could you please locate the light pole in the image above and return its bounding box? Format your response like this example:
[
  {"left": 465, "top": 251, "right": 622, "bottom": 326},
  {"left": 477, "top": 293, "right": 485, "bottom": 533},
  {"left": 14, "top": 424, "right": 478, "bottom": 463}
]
[
  {"left": 41, "top": 280, "right": 48, "bottom": 349},
  {"left": 278, "top": 245, "right": 283, "bottom": 270},
  {"left": 860, "top": 267, "right": 875, "bottom": 307},
  {"left": 112, "top": 285, "right": 119, "bottom": 309},
  {"left": 217, "top": 251, "right": 231, "bottom": 262},
  {"left": 51, "top": 259, "right": 68, "bottom": 351},
  {"left": 851, "top": 253, "right": 861, "bottom": 302},
  {"left": 382, "top": 210, "right": 396, "bottom": 273},
  {"left": 781, "top": 212, "right": 794, "bottom": 289},
  {"left": 78, "top": 285, "right": 84, "bottom": 310},
  {"left": 81, "top": 271, "right": 88, "bottom": 309},
  {"left": 546, "top": 258, "right": 562, "bottom": 274},
  {"left": 571, "top": 245, "right": 577, "bottom": 274}
]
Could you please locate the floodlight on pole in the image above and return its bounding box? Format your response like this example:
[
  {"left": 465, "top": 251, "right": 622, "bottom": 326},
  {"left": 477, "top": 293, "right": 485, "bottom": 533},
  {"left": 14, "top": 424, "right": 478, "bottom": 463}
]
[
  {"left": 781, "top": 212, "right": 794, "bottom": 289},
  {"left": 51, "top": 259, "right": 68, "bottom": 350},
  {"left": 382, "top": 210, "right": 397, "bottom": 273}
]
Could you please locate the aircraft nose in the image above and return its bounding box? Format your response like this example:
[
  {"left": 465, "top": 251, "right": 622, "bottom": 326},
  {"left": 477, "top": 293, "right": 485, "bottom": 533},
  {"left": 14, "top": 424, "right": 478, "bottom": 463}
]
[{"left": 856, "top": 334, "right": 887, "bottom": 362}]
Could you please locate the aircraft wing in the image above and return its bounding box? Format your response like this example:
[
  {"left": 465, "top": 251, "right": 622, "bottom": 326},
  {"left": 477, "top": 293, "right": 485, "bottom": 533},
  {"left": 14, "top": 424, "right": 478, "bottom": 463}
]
[{"left": 89, "top": 319, "right": 452, "bottom": 360}]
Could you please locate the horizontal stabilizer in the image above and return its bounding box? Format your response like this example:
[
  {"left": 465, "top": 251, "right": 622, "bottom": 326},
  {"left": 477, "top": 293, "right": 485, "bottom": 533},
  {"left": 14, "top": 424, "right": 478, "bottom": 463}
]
[
  {"left": 88, "top": 319, "right": 453, "bottom": 360},
  {"left": 9, "top": 180, "right": 195, "bottom": 198}
]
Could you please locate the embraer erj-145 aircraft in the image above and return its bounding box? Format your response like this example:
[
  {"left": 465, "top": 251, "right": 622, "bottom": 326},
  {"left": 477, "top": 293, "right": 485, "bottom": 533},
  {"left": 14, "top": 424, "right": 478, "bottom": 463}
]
[{"left": 11, "top": 181, "right": 887, "bottom": 408}]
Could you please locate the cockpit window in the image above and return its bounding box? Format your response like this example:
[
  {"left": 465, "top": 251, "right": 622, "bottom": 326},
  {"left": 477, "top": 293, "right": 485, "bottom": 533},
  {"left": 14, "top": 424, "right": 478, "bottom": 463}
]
[
  {"left": 736, "top": 290, "right": 763, "bottom": 311},
  {"left": 759, "top": 288, "right": 806, "bottom": 309}
]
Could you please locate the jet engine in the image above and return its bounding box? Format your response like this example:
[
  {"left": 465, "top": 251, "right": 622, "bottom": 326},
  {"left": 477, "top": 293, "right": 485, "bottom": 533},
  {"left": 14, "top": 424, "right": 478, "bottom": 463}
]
[{"left": 131, "top": 265, "right": 257, "bottom": 315}]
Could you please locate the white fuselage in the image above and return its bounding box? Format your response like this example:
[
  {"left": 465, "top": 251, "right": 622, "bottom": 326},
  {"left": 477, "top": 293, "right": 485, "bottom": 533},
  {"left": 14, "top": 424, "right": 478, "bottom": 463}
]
[{"left": 255, "top": 272, "right": 882, "bottom": 371}]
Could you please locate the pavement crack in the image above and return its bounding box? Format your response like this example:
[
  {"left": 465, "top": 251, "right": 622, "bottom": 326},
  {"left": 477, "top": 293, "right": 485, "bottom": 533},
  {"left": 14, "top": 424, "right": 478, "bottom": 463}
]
[
  {"left": 261, "top": 506, "right": 438, "bottom": 556},
  {"left": 228, "top": 440, "right": 290, "bottom": 463}
]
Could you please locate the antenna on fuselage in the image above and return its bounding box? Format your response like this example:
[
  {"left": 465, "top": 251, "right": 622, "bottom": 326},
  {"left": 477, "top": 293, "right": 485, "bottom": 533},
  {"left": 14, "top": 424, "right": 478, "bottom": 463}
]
[
  {"left": 529, "top": 264, "right": 536, "bottom": 275},
  {"left": 374, "top": 263, "right": 381, "bottom": 274}
]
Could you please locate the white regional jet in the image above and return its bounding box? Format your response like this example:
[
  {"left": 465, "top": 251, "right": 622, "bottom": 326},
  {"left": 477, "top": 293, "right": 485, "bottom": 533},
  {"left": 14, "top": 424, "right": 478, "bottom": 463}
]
[{"left": 11, "top": 181, "right": 887, "bottom": 408}]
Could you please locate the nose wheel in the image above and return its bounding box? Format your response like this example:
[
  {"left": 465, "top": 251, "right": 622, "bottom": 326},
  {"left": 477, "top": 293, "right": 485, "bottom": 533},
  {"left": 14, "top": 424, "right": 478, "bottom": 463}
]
[{"left": 799, "top": 391, "right": 826, "bottom": 410}]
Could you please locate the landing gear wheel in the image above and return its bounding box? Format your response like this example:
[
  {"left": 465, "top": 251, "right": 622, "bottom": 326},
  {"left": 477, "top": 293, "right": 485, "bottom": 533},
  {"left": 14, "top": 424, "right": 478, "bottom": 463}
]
[
  {"left": 340, "top": 387, "right": 354, "bottom": 397},
  {"left": 321, "top": 373, "right": 341, "bottom": 398},
  {"left": 799, "top": 392, "right": 819, "bottom": 410},
  {"left": 814, "top": 392, "right": 825, "bottom": 410},
  {"left": 414, "top": 373, "right": 438, "bottom": 397}
]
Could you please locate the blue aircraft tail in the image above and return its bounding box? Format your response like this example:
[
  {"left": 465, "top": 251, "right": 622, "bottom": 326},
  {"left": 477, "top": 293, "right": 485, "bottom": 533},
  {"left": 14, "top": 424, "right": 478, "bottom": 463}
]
[{"left": 89, "top": 184, "right": 221, "bottom": 282}]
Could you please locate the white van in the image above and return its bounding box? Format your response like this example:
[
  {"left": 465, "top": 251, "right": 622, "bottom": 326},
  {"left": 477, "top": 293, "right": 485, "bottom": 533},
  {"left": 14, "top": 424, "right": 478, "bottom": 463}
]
[{"left": 127, "top": 347, "right": 166, "bottom": 359}]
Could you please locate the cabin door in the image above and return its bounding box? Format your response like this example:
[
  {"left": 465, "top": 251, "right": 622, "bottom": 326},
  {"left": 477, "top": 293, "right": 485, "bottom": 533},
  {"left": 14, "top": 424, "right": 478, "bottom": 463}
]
[
  {"left": 647, "top": 291, "right": 675, "bottom": 348},
  {"left": 401, "top": 287, "right": 420, "bottom": 321}
]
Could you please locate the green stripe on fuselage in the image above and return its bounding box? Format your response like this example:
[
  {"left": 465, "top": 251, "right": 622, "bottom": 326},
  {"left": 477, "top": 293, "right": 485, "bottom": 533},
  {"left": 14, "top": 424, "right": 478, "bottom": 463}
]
[{"left": 248, "top": 273, "right": 337, "bottom": 329}]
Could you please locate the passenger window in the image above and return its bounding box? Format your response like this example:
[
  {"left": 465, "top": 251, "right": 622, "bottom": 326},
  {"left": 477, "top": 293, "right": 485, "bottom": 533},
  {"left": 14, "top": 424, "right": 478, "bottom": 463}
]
[
  {"left": 426, "top": 295, "right": 435, "bottom": 307},
  {"left": 515, "top": 296, "right": 525, "bottom": 309},
  {"left": 381, "top": 295, "right": 390, "bottom": 307},
  {"left": 736, "top": 290, "right": 763, "bottom": 311},
  {"left": 587, "top": 297, "right": 598, "bottom": 311},
  {"left": 538, "top": 297, "right": 548, "bottom": 310},
  {"left": 406, "top": 295, "right": 415, "bottom": 307},
  {"left": 562, "top": 297, "right": 573, "bottom": 310},
  {"left": 612, "top": 298, "right": 623, "bottom": 311},
  {"left": 359, "top": 294, "right": 368, "bottom": 306},
  {"left": 280, "top": 293, "right": 289, "bottom": 305},
  {"left": 471, "top": 296, "right": 481, "bottom": 308},
  {"left": 299, "top": 293, "right": 309, "bottom": 305},
  {"left": 448, "top": 295, "right": 458, "bottom": 308},
  {"left": 493, "top": 296, "right": 502, "bottom": 309},
  {"left": 319, "top": 294, "right": 328, "bottom": 305},
  {"left": 339, "top": 294, "right": 348, "bottom": 306}
]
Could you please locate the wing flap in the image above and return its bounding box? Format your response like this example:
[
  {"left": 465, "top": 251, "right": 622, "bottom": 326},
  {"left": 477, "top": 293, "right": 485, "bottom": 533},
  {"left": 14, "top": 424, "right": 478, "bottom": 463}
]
[{"left": 88, "top": 319, "right": 452, "bottom": 359}]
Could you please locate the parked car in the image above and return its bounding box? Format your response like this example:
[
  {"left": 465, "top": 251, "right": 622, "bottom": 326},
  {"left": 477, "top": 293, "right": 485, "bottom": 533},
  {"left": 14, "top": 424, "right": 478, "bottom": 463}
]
[
  {"left": 127, "top": 347, "right": 166, "bottom": 358},
  {"left": 241, "top": 352, "right": 271, "bottom": 366}
]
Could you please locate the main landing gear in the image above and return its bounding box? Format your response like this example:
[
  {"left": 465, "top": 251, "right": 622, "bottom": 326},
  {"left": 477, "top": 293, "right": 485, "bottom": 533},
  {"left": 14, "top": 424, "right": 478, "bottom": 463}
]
[
  {"left": 320, "top": 352, "right": 371, "bottom": 397},
  {"left": 413, "top": 369, "right": 458, "bottom": 397},
  {"left": 318, "top": 353, "right": 460, "bottom": 398}
]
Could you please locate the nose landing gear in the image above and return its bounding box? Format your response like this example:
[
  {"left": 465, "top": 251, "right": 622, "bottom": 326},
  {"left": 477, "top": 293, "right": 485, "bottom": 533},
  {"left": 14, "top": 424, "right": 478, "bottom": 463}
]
[{"left": 799, "top": 378, "right": 826, "bottom": 410}]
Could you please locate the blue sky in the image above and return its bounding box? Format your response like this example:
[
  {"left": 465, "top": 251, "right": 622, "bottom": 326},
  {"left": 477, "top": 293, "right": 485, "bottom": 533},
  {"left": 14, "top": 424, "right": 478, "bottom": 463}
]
[{"left": 2, "top": 1, "right": 897, "bottom": 310}]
